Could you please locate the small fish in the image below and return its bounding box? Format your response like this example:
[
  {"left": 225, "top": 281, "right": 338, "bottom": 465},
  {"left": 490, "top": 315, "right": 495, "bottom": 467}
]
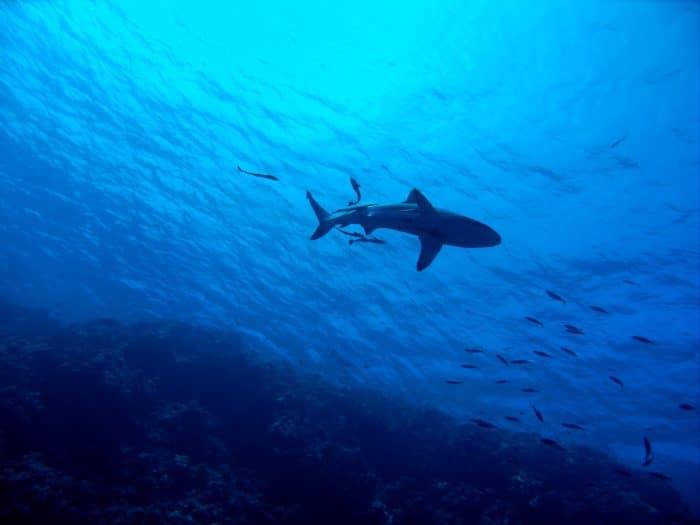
[
  {"left": 643, "top": 436, "right": 653, "bottom": 467},
  {"left": 237, "top": 165, "right": 280, "bottom": 181},
  {"left": 496, "top": 354, "right": 509, "bottom": 366},
  {"left": 504, "top": 416, "right": 520, "bottom": 423},
  {"left": 613, "top": 467, "right": 632, "bottom": 477},
  {"left": 511, "top": 359, "right": 532, "bottom": 365},
  {"left": 522, "top": 388, "right": 539, "bottom": 393},
  {"left": 648, "top": 472, "right": 671, "bottom": 481},
  {"left": 610, "top": 135, "right": 627, "bottom": 149},
  {"left": 546, "top": 290, "right": 566, "bottom": 303},
  {"left": 609, "top": 376, "right": 624, "bottom": 389},
  {"left": 445, "top": 380, "right": 464, "bottom": 385},
  {"left": 541, "top": 438, "right": 565, "bottom": 451},
  {"left": 471, "top": 418, "right": 497, "bottom": 429},
  {"left": 561, "top": 347, "right": 578, "bottom": 357},
  {"left": 561, "top": 423, "right": 584, "bottom": 431},
  {"left": 464, "top": 348, "right": 484, "bottom": 354},
  {"left": 564, "top": 324, "right": 583, "bottom": 332},
  {"left": 623, "top": 279, "right": 639, "bottom": 286},
  {"left": 349, "top": 237, "right": 386, "bottom": 245},
  {"left": 565, "top": 326, "right": 584, "bottom": 335},
  {"left": 532, "top": 404, "right": 544, "bottom": 423},
  {"left": 348, "top": 177, "right": 362, "bottom": 205},
  {"left": 495, "top": 379, "right": 509, "bottom": 384},
  {"left": 460, "top": 364, "right": 479, "bottom": 369},
  {"left": 632, "top": 335, "right": 654, "bottom": 344},
  {"left": 679, "top": 403, "right": 696, "bottom": 411},
  {"left": 525, "top": 316, "right": 544, "bottom": 327},
  {"left": 590, "top": 305, "right": 609, "bottom": 314},
  {"left": 533, "top": 350, "right": 553, "bottom": 359}
]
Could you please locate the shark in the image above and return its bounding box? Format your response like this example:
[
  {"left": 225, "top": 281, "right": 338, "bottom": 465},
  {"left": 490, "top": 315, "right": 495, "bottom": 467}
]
[{"left": 306, "top": 188, "right": 501, "bottom": 271}]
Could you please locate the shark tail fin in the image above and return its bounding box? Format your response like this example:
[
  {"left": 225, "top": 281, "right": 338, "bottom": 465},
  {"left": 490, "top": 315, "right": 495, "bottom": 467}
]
[{"left": 306, "top": 191, "right": 334, "bottom": 240}]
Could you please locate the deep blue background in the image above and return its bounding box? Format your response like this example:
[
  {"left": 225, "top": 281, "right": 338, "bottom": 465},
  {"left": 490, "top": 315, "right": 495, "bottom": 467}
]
[{"left": 1, "top": 0, "right": 698, "bottom": 509}]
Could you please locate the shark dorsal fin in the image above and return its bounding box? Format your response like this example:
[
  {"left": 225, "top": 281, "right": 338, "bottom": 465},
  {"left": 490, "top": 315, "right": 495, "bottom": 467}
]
[
  {"left": 404, "top": 188, "right": 436, "bottom": 213},
  {"left": 416, "top": 234, "right": 443, "bottom": 271}
]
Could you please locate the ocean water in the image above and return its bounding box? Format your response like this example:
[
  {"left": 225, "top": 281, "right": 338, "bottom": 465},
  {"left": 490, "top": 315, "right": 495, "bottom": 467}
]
[{"left": 0, "top": 1, "right": 699, "bottom": 523}]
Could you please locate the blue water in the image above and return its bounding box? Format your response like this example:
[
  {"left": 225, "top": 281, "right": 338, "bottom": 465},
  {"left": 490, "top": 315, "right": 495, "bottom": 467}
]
[{"left": 1, "top": 0, "right": 699, "bottom": 520}]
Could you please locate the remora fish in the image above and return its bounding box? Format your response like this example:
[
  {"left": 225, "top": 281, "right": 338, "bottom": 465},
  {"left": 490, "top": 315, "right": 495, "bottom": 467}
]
[
  {"left": 348, "top": 237, "right": 386, "bottom": 246},
  {"left": 348, "top": 177, "right": 362, "bottom": 205},
  {"left": 336, "top": 228, "right": 365, "bottom": 238},
  {"left": 306, "top": 188, "right": 501, "bottom": 271}
]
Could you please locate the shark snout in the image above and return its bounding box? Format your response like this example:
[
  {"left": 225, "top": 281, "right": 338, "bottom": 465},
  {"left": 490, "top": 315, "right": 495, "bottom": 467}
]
[{"left": 486, "top": 227, "right": 501, "bottom": 246}]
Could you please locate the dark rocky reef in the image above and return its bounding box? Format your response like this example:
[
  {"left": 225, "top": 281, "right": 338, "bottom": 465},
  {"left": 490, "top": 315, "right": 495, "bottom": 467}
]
[{"left": 0, "top": 301, "right": 692, "bottom": 524}]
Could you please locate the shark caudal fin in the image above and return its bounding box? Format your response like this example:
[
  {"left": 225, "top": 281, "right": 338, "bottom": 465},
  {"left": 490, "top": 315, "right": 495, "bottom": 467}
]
[{"left": 306, "top": 191, "right": 335, "bottom": 240}]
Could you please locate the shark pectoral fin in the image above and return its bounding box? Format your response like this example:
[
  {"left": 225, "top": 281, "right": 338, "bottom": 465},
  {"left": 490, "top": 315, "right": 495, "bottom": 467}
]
[
  {"left": 416, "top": 234, "right": 443, "bottom": 271},
  {"left": 404, "top": 189, "right": 436, "bottom": 213},
  {"left": 362, "top": 224, "right": 376, "bottom": 235}
]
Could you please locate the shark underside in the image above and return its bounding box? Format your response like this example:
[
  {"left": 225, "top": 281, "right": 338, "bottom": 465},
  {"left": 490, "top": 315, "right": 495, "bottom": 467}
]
[{"left": 306, "top": 188, "right": 501, "bottom": 271}]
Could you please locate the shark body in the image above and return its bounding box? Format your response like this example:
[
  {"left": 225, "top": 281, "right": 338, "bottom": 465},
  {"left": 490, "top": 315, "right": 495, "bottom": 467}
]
[{"left": 306, "top": 188, "right": 500, "bottom": 271}]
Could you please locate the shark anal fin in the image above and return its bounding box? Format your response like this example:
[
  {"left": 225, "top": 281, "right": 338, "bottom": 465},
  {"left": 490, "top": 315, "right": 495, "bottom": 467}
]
[
  {"left": 417, "top": 234, "right": 443, "bottom": 271},
  {"left": 404, "top": 188, "right": 436, "bottom": 213}
]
